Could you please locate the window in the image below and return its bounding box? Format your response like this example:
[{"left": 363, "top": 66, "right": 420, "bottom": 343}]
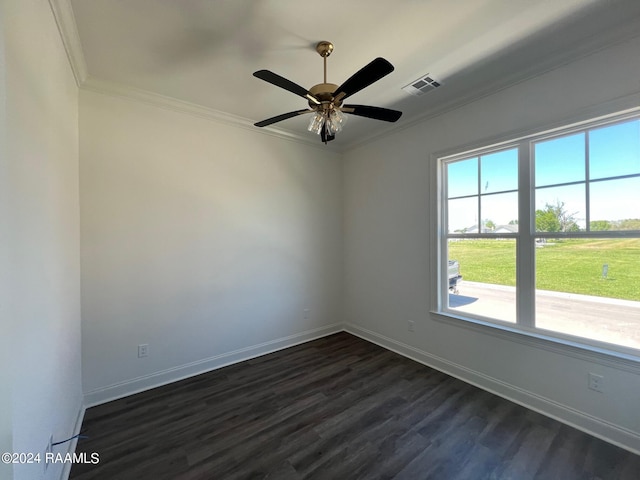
[{"left": 438, "top": 112, "right": 640, "bottom": 357}]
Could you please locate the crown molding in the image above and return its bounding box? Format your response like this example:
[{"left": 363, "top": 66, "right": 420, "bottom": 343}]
[
  {"left": 48, "top": 0, "right": 88, "bottom": 85},
  {"left": 81, "top": 76, "right": 339, "bottom": 153},
  {"left": 46, "top": 0, "right": 337, "bottom": 152},
  {"left": 344, "top": 20, "right": 640, "bottom": 152},
  {"left": 46, "top": 0, "right": 640, "bottom": 154}
]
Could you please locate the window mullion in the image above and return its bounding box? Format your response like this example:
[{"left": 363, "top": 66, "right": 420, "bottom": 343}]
[
  {"left": 585, "top": 130, "right": 591, "bottom": 231},
  {"left": 440, "top": 163, "right": 449, "bottom": 312},
  {"left": 477, "top": 157, "right": 482, "bottom": 233},
  {"left": 517, "top": 142, "right": 535, "bottom": 328}
]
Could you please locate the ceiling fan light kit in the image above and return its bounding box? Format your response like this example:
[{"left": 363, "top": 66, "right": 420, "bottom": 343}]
[
  {"left": 308, "top": 107, "right": 347, "bottom": 136},
  {"left": 253, "top": 41, "right": 402, "bottom": 144}
]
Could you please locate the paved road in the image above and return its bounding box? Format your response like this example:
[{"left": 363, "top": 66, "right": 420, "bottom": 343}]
[{"left": 449, "top": 281, "right": 640, "bottom": 350}]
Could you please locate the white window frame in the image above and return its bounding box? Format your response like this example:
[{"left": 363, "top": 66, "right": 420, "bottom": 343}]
[{"left": 432, "top": 107, "right": 640, "bottom": 363}]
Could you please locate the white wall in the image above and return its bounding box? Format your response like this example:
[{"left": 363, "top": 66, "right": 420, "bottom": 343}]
[
  {"left": 0, "top": 7, "right": 12, "bottom": 480},
  {"left": 1, "top": 1, "right": 82, "bottom": 480},
  {"left": 343, "top": 35, "right": 640, "bottom": 453},
  {"left": 80, "top": 91, "right": 343, "bottom": 404}
]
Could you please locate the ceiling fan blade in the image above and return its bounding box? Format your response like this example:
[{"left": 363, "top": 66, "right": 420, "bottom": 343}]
[
  {"left": 253, "top": 70, "right": 320, "bottom": 105},
  {"left": 342, "top": 104, "right": 402, "bottom": 122},
  {"left": 333, "top": 58, "right": 394, "bottom": 102},
  {"left": 254, "top": 109, "right": 313, "bottom": 127}
]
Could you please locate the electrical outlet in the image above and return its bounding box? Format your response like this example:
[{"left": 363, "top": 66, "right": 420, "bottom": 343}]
[
  {"left": 588, "top": 372, "right": 604, "bottom": 393},
  {"left": 303, "top": 308, "right": 310, "bottom": 319},
  {"left": 138, "top": 344, "right": 149, "bottom": 358},
  {"left": 408, "top": 321, "right": 415, "bottom": 332}
]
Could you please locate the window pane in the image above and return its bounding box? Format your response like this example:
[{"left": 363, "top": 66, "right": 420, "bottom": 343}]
[
  {"left": 589, "top": 119, "right": 640, "bottom": 180},
  {"left": 448, "top": 197, "right": 478, "bottom": 233},
  {"left": 481, "top": 192, "right": 518, "bottom": 232},
  {"left": 535, "top": 133, "right": 585, "bottom": 187},
  {"left": 535, "top": 184, "right": 586, "bottom": 231},
  {"left": 448, "top": 239, "right": 516, "bottom": 323},
  {"left": 535, "top": 238, "right": 640, "bottom": 350},
  {"left": 448, "top": 157, "right": 478, "bottom": 198},
  {"left": 480, "top": 148, "right": 518, "bottom": 193},
  {"left": 590, "top": 177, "right": 640, "bottom": 229}
]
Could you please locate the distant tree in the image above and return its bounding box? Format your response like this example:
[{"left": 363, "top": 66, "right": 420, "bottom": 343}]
[
  {"left": 618, "top": 219, "right": 640, "bottom": 230},
  {"left": 484, "top": 219, "right": 496, "bottom": 231},
  {"left": 536, "top": 209, "right": 561, "bottom": 232},
  {"left": 536, "top": 200, "right": 580, "bottom": 232},
  {"left": 553, "top": 201, "right": 580, "bottom": 232},
  {"left": 565, "top": 222, "right": 581, "bottom": 232},
  {"left": 590, "top": 220, "right": 612, "bottom": 231},
  {"left": 508, "top": 219, "right": 518, "bottom": 225}
]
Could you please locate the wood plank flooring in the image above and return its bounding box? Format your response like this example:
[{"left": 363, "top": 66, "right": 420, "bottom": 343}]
[{"left": 71, "top": 332, "right": 640, "bottom": 479}]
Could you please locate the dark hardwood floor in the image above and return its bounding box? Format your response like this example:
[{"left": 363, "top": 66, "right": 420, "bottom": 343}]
[{"left": 71, "top": 332, "right": 640, "bottom": 479}]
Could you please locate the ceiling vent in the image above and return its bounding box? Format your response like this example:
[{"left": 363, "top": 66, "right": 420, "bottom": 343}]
[{"left": 402, "top": 74, "right": 442, "bottom": 96}]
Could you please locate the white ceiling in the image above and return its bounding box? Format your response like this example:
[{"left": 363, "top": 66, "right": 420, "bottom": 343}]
[{"left": 63, "top": 0, "right": 640, "bottom": 150}]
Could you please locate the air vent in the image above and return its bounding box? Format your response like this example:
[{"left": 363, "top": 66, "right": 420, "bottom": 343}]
[{"left": 402, "top": 74, "right": 442, "bottom": 96}]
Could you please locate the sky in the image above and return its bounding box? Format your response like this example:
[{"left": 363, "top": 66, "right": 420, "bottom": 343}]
[{"left": 447, "top": 118, "right": 640, "bottom": 232}]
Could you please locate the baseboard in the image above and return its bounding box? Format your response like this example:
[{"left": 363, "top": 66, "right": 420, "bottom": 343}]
[
  {"left": 344, "top": 323, "right": 640, "bottom": 456},
  {"left": 80, "top": 321, "right": 640, "bottom": 455},
  {"left": 60, "top": 402, "right": 86, "bottom": 480},
  {"left": 83, "top": 323, "right": 342, "bottom": 407}
]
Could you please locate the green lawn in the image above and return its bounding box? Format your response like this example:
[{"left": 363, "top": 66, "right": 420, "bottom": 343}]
[{"left": 448, "top": 238, "right": 640, "bottom": 301}]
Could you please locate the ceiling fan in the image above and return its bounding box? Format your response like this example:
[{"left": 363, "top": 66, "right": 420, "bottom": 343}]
[{"left": 253, "top": 41, "right": 402, "bottom": 144}]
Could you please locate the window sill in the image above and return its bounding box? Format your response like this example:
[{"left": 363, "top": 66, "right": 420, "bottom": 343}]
[{"left": 430, "top": 310, "right": 640, "bottom": 373}]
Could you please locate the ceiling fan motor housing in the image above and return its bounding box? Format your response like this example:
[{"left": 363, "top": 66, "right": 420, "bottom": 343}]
[{"left": 309, "top": 83, "right": 340, "bottom": 108}]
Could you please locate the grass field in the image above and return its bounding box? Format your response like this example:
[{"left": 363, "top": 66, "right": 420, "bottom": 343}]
[{"left": 448, "top": 238, "right": 640, "bottom": 301}]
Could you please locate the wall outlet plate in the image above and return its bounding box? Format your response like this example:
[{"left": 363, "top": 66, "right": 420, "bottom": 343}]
[
  {"left": 138, "top": 344, "right": 149, "bottom": 358},
  {"left": 588, "top": 372, "right": 604, "bottom": 393}
]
